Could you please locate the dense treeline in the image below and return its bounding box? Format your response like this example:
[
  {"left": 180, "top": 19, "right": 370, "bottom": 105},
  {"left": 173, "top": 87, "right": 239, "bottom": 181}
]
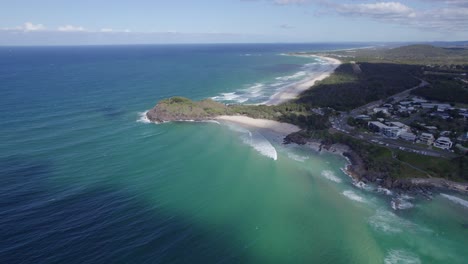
[
  {"left": 295, "top": 63, "right": 420, "bottom": 111},
  {"left": 411, "top": 75, "right": 468, "bottom": 104},
  {"left": 325, "top": 44, "right": 468, "bottom": 65}
]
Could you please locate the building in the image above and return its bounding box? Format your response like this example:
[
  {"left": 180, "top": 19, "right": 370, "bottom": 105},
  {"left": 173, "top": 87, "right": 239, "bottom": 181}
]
[
  {"left": 387, "top": 121, "right": 410, "bottom": 131},
  {"left": 421, "top": 103, "right": 452, "bottom": 111},
  {"left": 399, "top": 132, "right": 417, "bottom": 142},
  {"left": 368, "top": 121, "right": 402, "bottom": 138},
  {"left": 419, "top": 133, "right": 435, "bottom": 145},
  {"left": 382, "top": 126, "right": 402, "bottom": 138},
  {"left": 368, "top": 121, "right": 388, "bottom": 133},
  {"left": 373, "top": 107, "right": 389, "bottom": 115},
  {"left": 433, "top": 137, "right": 453, "bottom": 150}
]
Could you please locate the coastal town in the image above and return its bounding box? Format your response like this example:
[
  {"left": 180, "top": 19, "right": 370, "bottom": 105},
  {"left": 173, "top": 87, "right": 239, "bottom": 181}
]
[{"left": 333, "top": 94, "right": 468, "bottom": 158}]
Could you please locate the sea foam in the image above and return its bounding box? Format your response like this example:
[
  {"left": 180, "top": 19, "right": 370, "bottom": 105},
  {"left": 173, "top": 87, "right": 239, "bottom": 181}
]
[
  {"left": 137, "top": 111, "right": 151, "bottom": 124},
  {"left": 343, "top": 190, "right": 366, "bottom": 203},
  {"left": 287, "top": 152, "right": 309, "bottom": 162},
  {"left": 321, "top": 170, "right": 342, "bottom": 183},
  {"left": 384, "top": 250, "right": 421, "bottom": 264},
  {"left": 441, "top": 194, "right": 468, "bottom": 208}
]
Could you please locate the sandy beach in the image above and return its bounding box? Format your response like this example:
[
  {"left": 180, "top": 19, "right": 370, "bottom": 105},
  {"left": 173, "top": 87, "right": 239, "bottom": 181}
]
[
  {"left": 265, "top": 56, "right": 341, "bottom": 105},
  {"left": 215, "top": 115, "right": 301, "bottom": 136}
]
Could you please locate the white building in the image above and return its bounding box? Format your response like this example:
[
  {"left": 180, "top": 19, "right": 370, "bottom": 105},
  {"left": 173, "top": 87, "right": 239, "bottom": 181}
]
[
  {"left": 368, "top": 121, "right": 402, "bottom": 138},
  {"left": 433, "top": 137, "right": 453, "bottom": 150},
  {"left": 419, "top": 133, "right": 435, "bottom": 145},
  {"left": 399, "top": 132, "right": 417, "bottom": 142}
]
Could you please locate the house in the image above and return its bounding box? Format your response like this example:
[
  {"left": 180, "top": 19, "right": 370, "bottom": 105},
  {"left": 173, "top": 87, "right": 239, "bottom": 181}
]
[
  {"left": 433, "top": 137, "right": 453, "bottom": 150},
  {"left": 419, "top": 133, "right": 435, "bottom": 145},
  {"left": 399, "top": 132, "right": 417, "bottom": 142}
]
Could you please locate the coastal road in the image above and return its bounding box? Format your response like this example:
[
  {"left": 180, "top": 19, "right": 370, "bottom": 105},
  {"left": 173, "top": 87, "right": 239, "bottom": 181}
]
[{"left": 330, "top": 79, "right": 457, "bottom": 159}]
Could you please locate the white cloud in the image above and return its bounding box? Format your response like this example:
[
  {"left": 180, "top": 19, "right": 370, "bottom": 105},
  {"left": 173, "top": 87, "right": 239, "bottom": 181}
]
[
  {"left": 336, "top": 2, "right": 416, "bottom": 19},
  {"left": 325, "top": 1, "right": 468, "bottom": 32},
  {"left": 23, "top": 22, "right": 46, "bottom": 31},
  {"left": 100, "top": 28, "right": 114, "bottom": 32},
  {"left": 57, "top": 25, "right": 85, "bottom": 32}
]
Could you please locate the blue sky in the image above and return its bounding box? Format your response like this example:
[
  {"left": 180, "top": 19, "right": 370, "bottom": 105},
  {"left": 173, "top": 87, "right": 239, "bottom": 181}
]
[{"left": 1, "top": 0, "right": 467, "bottom": 45}]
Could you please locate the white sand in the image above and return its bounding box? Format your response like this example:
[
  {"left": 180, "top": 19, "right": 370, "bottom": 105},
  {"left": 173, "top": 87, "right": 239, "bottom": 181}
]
[
  {"left": 215, "top": 115, "right": 301, "bottom": 136},
  {"left": 265, "top": 56, "right": 341, "bottom": 105}
]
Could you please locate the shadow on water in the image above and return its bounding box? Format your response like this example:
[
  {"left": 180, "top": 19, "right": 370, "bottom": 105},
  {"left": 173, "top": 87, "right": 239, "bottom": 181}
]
[
  {"left": 97, "top": 106, "right": 124, "bottom": 118},
  {"left": 0, "top": 156, "right": 247, "bottom": 264}
]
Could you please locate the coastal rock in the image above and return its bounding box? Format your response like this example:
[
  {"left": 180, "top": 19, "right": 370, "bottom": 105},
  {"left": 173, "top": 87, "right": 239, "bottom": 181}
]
[{"left": 146, "top": 97, "right": 227, "bottom": 123}]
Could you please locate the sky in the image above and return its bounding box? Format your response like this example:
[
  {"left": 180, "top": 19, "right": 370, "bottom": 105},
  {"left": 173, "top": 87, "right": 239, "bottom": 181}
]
[{"left": 1, "top": 0, "right": 467, "bottom": 45}]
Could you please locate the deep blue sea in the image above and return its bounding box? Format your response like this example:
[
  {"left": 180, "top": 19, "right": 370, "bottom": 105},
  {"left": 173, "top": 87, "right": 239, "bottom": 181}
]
[{"left": 1, "top": 44, "right": 468, "bottom": 263}]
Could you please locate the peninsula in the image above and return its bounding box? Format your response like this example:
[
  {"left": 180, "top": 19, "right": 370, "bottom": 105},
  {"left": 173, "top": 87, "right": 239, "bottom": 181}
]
[{"left": 146, "top": 45, "right": 468, "bottom": 193}]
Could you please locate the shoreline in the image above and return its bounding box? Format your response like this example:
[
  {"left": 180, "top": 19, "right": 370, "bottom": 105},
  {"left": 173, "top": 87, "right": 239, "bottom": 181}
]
[
  {"left": 215, "top": 115, "right": 301, "bottom": 136},
  {"left": 265, "top": 55, "right": 341, "bottom": 105}
]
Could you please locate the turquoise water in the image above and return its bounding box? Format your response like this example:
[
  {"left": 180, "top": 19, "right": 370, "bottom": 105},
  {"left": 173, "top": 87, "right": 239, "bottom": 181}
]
[{"left": 1, "top": 44, "right": 467, "bottom": 263}]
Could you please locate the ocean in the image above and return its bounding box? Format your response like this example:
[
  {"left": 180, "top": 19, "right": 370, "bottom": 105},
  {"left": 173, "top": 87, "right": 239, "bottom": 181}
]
[{"left": 1, "top": 44, "right": 467, "bottom": 263}]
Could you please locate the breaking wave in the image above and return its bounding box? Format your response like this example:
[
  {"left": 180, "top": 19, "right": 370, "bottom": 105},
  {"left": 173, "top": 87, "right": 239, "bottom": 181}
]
[
  {"left": 211, "top": 58, "right": 328, "bottom": 104},
  {"left": 368, "top": 209, "right": 431, "bottom": 234},
  {"left": 225, "top": 123, "right": 277, "bottom": 160},
  {"left": 384, "top": 250, "right": 421, "bottom": 264},
  {"left": 441, "top": 194, "right": 468, "bottom": 208},
  {"left": 137, "top": 111, "right": 151, "bottom": 123}
]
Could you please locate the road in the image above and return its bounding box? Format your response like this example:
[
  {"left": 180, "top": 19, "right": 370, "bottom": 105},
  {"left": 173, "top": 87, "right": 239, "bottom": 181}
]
[{"left": 330, "top": 79, "right": 457, "bottom": 159}]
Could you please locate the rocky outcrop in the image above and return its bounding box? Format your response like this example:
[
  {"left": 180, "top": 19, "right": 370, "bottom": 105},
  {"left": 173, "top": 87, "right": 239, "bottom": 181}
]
[
  {"left": 284, "top": 129, "right": 468, "bottom": 194},
  {"left": 146, "top": 97, "right": 227, "bottom": 123}
]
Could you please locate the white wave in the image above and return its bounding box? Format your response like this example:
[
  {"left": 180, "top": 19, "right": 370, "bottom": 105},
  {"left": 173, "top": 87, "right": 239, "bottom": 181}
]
[
  {"left": 321, "top": 170, "right": 342, "bottom": 183},
  {"left": 287, "top": 153, "right": 309, "bottom": 162},
  {"left": 441, "top": 194, "right": 468, "bottom": 208},
  {"left": 241, "top": 131, "right": 277, "bottom": 160},
  {"left": 391, "top": 197, "right": 414, "bottom": 211},
  {"left": 226, "top": 123, "right": 277, "bottom": 160},
  {"left": 384, "top": 250, "right": 421, "bottom": 264},
  {"left": 368, "top": 209, "right": 422, "bottom": 234},
  {"left": 137, "top": 111, "right": 151, "bottom": 124},
  {"left": 343, "top": 190, "right": 366, "bottom": 203},
  {"left": 202, "top": 120, "right": 221, "bottom": 125},
  {"left": 353, "top": 181, "right": 374, "bottom": 191},
  {"left": 212, "top": 59, "right": 332, "bottom": 105},
  {"left": 377, "top": 186, "right": 393, "bottom": 196},
  {"left": 275, "top": 71, "right": 307, "bottom": 81},
  {"left": 211, "top": 92, "right": 249, "bottom": 103}
]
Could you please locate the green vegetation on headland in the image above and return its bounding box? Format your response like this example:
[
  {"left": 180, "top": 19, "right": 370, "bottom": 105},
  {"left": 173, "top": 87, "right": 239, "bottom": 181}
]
[{"left": 147, "top": 44, "right": 468, "bottom": 190}]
